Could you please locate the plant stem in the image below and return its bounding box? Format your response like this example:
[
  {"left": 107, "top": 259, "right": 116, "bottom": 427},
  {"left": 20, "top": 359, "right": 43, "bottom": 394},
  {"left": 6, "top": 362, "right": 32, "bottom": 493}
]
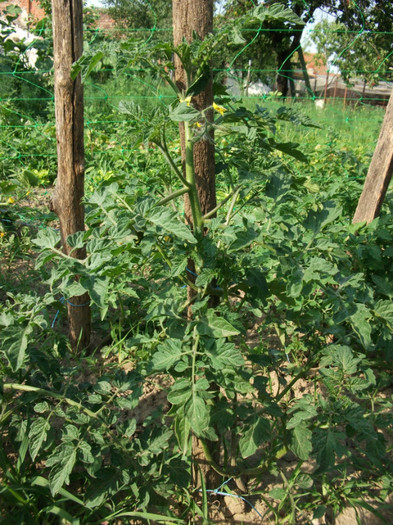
[
  {"left": 157, "top": 132, "right": 190, "bottom": 188},
  {"left": 156, "top": 186, "right": 189, "bottom": 207},
  {"left": 203, "top": 186, "right": 240, "bottom": 220},
  {"left": 184, "top": 121, "right": 203, "bottom": 231},
  {"left": 3, "top": 383, "right": 100, "bottom": 420}
]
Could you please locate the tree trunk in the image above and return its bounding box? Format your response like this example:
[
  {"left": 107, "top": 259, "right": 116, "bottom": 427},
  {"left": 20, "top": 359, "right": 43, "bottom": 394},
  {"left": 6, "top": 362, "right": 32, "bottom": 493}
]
[
  {"left": 353, "top": 90, "right": 393, "bottom": 224},
  {"left": 51, "top": 0, "right": 90, "bottom": 350}
]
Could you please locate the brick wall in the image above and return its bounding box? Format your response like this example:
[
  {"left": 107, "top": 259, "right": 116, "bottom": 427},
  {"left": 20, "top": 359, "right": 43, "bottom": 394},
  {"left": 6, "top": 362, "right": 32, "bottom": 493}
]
[{"left": 0, "top": 0, "right": 46, "bottom": 25}]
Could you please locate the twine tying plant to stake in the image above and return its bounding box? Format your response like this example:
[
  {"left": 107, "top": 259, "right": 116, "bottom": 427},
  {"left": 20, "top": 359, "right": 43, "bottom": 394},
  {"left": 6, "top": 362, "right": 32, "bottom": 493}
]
[
  {"left": 202, "top": 478, "right": 264, "bottom": 521},
  {"left": 51, "top": 296, "right": 91, "bottom": 328}
]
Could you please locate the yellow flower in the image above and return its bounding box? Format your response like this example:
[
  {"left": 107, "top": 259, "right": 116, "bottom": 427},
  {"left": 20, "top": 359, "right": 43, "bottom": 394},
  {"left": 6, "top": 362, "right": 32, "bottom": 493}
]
[
  {"left": 0, "top": 232, "right": 5, "bottom": 238},
  {"left": 8, "top": 197, "right": 15, "bottom": 204},
  {"left": 180, "top": 95, "right": 192, "bottom": 107},
  {"left": 213, "top": 102, "right": 227, "bottom": 115},
  {"left": 196, "top": 122, "right": 202, "bottom": 128}
]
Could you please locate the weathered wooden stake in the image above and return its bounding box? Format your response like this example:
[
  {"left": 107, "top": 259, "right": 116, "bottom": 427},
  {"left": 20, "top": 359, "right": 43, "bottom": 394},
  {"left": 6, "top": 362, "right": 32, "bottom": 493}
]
[
  {"left": 51, "top": 0, "right": 90, "bottom": 350},
  {"left": 353, "top": 89, "right": 393, "bottom": 224},
  {"left": 172, "top": 0, "right": 216, "bottom": 225}
]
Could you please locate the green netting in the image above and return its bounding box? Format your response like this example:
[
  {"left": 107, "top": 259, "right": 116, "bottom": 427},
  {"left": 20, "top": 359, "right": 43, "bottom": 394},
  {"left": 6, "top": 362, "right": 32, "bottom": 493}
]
[{"left": 0, "top": 0, "right": 391, "bottom": 187}]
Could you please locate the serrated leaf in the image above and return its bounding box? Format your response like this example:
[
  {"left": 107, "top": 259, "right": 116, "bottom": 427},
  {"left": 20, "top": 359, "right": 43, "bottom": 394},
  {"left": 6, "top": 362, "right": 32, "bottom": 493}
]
[
  {"left": 94, "top": 380, "right": 112, "bottom": 394},
  {"left": 174, "top": 414, "right": 191, "bottom": 456},
  {"left": 34, "top": 401, "right": 50, "bottom": 414},
  {"left": 374, "top": 299, "right": 393, "bottom": 329},
  {"left": 168, "top": 378, "right": 192, "bottom": 405},
  {"left": 169, "top": 102, "right": 200, "bottom": 122},
  {"left": 208, "top": 341, "right": 244, "bottom": 370},
  {"left": 185, "top": 395, "right": 208, "bottom": 435},
  {"left": 147, "top": 429, "right": 173, "bottom": 454},
  {"left": 350, "top": 304, "right": 372, "bottom": 350},
  {"left": 6, "top": 323, "right": 33, "bottom": 371},
  {"left": 33, "top": 228, "right": 60, "bottom": 250},
  {"left": 152, "top": 340, "right": 184, "bottom": 371},
  {"left": 239, "top": 417, "right": 270, "bottom": 458},
  {"left": 29, "top": 417, "right": 50, "bottom": 461},
  {"left": 254, "top": 3, "right": 305, "bottom": 25},
  {"left": 304, "top": 201, "right": 342, "bottom": 234},
  {"left": 78, "top": 441, "right": 94, "bottom": 464},
  {"left": 147, "top": 207, "right": 197, "bottom": 244},
  {"left": 198, "top": 312, "right": 240, "bottom": 339},
  {"left": 286, "top": 400, "right": 317, "bottom": 430},
  {"left": 289, "top": 423, "right": 312, "bottom": 460},
  {"left": 48, "top": 445, "right": 77, "bottom": 495}
]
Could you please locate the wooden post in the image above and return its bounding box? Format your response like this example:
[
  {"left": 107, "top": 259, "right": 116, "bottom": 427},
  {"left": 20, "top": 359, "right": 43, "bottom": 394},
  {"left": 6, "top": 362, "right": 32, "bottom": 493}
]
[
  {"left": 172, "top": 0, "right": 216, "bottom": 225},
  {"left": 51, "top": 0, "right": 90, "bottom": 350},
  {"left": 245, "top": 59, "right": 251, "bottom": 97},
  {"left": 323, "top": 70, "right": 329, "bottom": 104},
  {"left": 353, "top": 90, "right": 393, "bottom": 224},
  {"left": 343, "top": 85, "right": 348, "bottom": 108}
]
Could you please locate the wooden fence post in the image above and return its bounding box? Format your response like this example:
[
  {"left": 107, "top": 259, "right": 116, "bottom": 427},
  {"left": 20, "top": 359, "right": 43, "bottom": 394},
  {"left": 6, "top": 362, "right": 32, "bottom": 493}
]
[
  {"left": 353, "top": 89, "right": 393, "bottom": 224},
  {"left": 51, "top": 0, "right": 90, "bottom": 350}
]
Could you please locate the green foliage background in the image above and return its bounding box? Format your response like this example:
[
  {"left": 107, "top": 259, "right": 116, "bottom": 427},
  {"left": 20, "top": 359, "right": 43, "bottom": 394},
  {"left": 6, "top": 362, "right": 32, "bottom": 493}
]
[{"left": 0, "top": 2, "right": 392, "bottom": 524}]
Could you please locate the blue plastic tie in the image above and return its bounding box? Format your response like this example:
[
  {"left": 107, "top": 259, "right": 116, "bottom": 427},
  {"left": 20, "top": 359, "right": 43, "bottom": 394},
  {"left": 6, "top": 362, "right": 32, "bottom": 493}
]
[
  {"left": 51, "top": 297, "right": 90, "bottom": 328},
  {"left": 203, "top": 478, "right": 264, "bottom": 521}
]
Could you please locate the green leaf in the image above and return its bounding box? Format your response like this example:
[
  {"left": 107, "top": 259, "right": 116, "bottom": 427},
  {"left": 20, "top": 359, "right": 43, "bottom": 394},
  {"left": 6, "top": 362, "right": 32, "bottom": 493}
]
[
  {"left": 269, "top": 487, "right": 286, "bottom": 500},
  {"left": 47, "top": 444, "right": 77, "bottom": 496},
  {"left": 208, "top": 341, "right": 244, "bottom": 370},
  {"left": 71, "top": 51, "right": 104, "bottom": 81},
  {"left": 6, "top": 323, "right": 33, "bottom": 371},
  {"left": 227, "top": 227, "right": 259, "bottom": 253},
  {"left": 289, "top": 422, "right": 312, "bottom": 460},
  {"left": 334, "top": 346, "right": 362, "bottom": 375},
  {"left": 0, "top": 312, "right": 13, "bottom": 327},
  {"left": 314, "top": 429, "right": 345, "bottom": 474},
  {"left": 239, "top": 417, "right": 270, "bottom": 458},
  {"left": 286, "top": 397, "right": 317, "bottom": 430},
  {"left": 230, "top": 26, "right": 246, "bottom": 45},
  {"left": 152, "top": 340, "right": 184, "bottom": 371},
  {"left": 185, "top": 395, "right": 209, "bottom": 435},
  {"left": 374, "top": 299, "right": 393, "bottom": 329},
  {"left": 148, "top": 207, "right": 197, "bottom": 244},
  {"left": 304, "top": 201, "right": 342, "bottom": 234},
  {"left": 29, "top": 417, "right": 50, "bottom": 461},
  {"left": 272, "top": 141, "right": 308, "bottom": 162},
  {"left": 303, "top": 257, "right": 337, "bottom": 282},
  {"left": 174, "top": 414, "right": 191, "bottom": 456},
  {"left": 254, "top": 3, "right": 305, "bottom": 25},
  {"left": 168, "top": 378, "right": 192, "bottom": 405},
  {"left": 147, "top": 429, "right": 173, "bottom": 454},
  {"left": 169, "top": 102, "right": 200, "bottom": 122},
  {"left": 313, "top": 506, "right": 327, "bottom": 519},
  {"left": 186, "top": 73, "right": 210, "bottom": 97},
  {"left": 44, "top": 505, "right": 79, "bottom": 525},
  {"left": 32, "top": 476, "right": 85, "bottom": 507},
  {"left": 197, "top": 311, "right": 240, "bottom": 339},
  {"left": 33, "top": 228, "right": 60, "bottom": 250},
  {"left": 350, "top": 304, "right": 372, "bottom": 350},
  {"left": 78, "top": 441, "right": 94, "bottom": 464}
]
